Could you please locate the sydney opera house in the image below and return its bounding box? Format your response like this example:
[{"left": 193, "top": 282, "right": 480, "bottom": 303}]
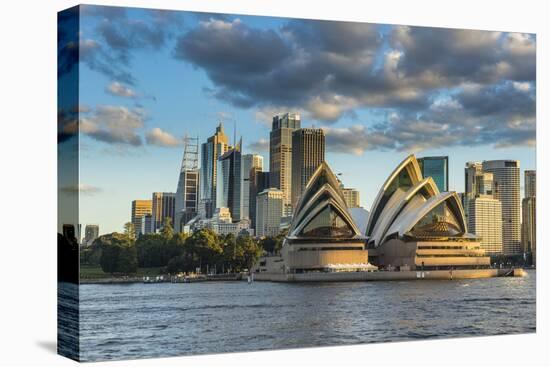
[
  {"left": 253, "top": 155, "right": 491, "bottom": 277},
  {"left": 365, "top": 155, "right": 490, "bottom": 270}
]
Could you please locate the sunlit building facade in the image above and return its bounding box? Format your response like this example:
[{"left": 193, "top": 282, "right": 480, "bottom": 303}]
[
  {"left": 468, "top": 196, "right": 503, "bottom": 255},
  {"left": 522, "top": 170, "right": 536, "bottom": 264},
  {"left": 256, "top": 188, "right": 283, "bottom": 237},
  {"left": 524, "top": 170, "right": 536, "bottom": 198},
  {"left": 291, "top": 128, "right": 325, "bottom": 208},
  {"left": 199, "top": 123, "right": 229, "bottom": 218},
  {"left": 270, "top": 113, "right": 301, "bottom": 216},
  {"left": 482, "top": 160, "right": 521, "bottom": 255},
  {"left": 342, "top": 188, "right": 361, "bottom": 208},
  {"left": 131, "top": 199, "right": 152, "bottom": 235},
  {"left": 152, "top": 192, "right": 175, "bottom": 231}
]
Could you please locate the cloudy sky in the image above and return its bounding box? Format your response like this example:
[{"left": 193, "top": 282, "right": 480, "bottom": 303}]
[{"left": 58, "top": 5, "right": 536, "bottom": 234}]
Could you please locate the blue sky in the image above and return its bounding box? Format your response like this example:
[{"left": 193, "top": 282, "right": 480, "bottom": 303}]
[{"left": 58, "top": 5, "right": 536, "bottom": 234}]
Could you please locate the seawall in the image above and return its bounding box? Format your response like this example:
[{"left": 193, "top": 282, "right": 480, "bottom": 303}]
[{"left": 252, "top": 268, "right": 524, "bottom": 282}]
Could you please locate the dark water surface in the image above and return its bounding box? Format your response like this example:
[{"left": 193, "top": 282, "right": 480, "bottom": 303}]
[{"left": 74, "top": 270, "right": 535, "bottom": 361}]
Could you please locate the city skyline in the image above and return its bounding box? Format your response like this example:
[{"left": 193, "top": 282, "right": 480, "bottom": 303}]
[
  {"left": 64, "top": 5, "right": 536, "bottom": 234},
  {"left": 80, "top": 119, "right": 536, "bottom": 235}
]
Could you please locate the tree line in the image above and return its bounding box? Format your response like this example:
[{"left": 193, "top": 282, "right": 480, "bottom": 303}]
[{"left": 80, "top": 218, "right": 286, "bottom": 275}]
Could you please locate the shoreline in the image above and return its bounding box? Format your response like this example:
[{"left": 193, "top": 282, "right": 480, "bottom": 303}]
[{"left": 79, "top": 267, "right": 530, "bottom": 284}]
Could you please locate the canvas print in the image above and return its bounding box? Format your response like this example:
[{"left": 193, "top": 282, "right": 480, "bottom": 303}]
[{"left": 58, "top": 4, "right": 536, "bottom": 362}]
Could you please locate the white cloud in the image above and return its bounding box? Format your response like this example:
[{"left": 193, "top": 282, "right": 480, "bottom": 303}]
[
  {"left": 79, "top": 105, "right": 145, "bottom": 146},
  {"left": 512, "top": 81, "right": 531, "bottom": 92},
  {"left": 106, "top": 81, "right": 136, "bottom": 97},
  {"left": 145, "top": 128, "right": 182, "bottom": 147}
]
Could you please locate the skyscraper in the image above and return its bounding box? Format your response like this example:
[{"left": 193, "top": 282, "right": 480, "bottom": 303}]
[
  {"left": 270, "top": 113, "right": 301, "bottom": 216},
  {"left": 131, "top": 199, "right": 152, "bottom": 235},
  {"left": 249, "top": 168, "right": 270, "bottom": 231},
  {"left": 199, "top": 123, "right": 229, "bottom": 218},
  {"left": 256, "top": 188, "right": 283, "bottom": 237},
  {"left": 152, "top": 192, "right": 176, "bottom": 231},
  {"left": 342, "top": 188, "right": 361, "bottom": 208},
  {"left": 216, "top": 139, "right": 242, "bottom": 221},
  {"left": 83, "top": 224, "right": 99, "bottom": 246},
  {"left": 522, "top": 197, "right": 536, "bottom": 264},
  {"left": 522, "top": 169, "right": 536, "bottom": 264},
  {"left": 240, "top": 154, "right": 264, "bottom": 220},
  {"left": 139, "top": 214, "right": 154, "bottom": 235},
  {"left": 464, "top": 162, "right": 494, "bottom": 224},
  {"left": 482, "top": 160, "right": 521, "bottom": 255},
  {"left": 468, "top": 196, "right": 503, "bottom": 255},
  {"left": 175, "top": 136, "right": 200, "bottom": 232},
  {"left": 418, "top": 156, "right": 449, "bottom": 192},
  {"left": 524, "top": 170, "right": 536, "bottom": 198},
  {"left": 291, "top": 128, "right": 325, "bottom": 208}
]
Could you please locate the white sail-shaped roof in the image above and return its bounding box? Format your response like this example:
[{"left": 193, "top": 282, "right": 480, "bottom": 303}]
[
  {"left": 365, "top": 154, "right": 423, "bottom": 237},
  {"left": 383, "top": 191, "right": 467, "bottom": 241},
  {"left": 288, "top": 162, "right": 361, "bottom": 239},
  {"left": 369, "top": 177, "right": 439, "bottom": 246}
]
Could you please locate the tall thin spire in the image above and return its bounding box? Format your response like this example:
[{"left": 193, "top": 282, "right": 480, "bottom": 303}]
[{"left": 233, "top": 119, "right": 237, "bottom": 148}]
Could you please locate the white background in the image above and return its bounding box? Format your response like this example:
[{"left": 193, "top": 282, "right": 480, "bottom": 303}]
[{"left": 0, "top": 0, "right": 547, "bottom": 365}]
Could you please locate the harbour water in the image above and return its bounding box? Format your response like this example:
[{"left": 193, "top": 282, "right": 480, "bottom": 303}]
[{"left": 67, "top": 270, "right": 535, "bottom": 361}]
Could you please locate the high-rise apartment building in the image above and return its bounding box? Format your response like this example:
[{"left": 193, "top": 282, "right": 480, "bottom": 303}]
[
  {"left": 175, "top": 136, "right": 200, "bottom": 232},
  {"left": 199, "top": 123, "right": 229, "bottom": 218},
  {"left": 342, "top": 188, "right": 361, "bottom": 208},
  {"left": 256, "top": 188, "right": 283, "bottom": 237},
  {"left": 139, "top": 214, "right": 154, "bottom": 235},
  {"left": 522, "top": 196, "right": 536, "bottom": 264},
  {"left": 216, "top": 140, "right": 242, "bottom": 221},
  {"left": 468, "top": 196, "right": 503, "bottom": 255},
  {"left": 482, "top": 160, "right": 521, "bottom": 255},
  {"left": 249, "top": 168, "right": 270, "bottom": 231},
  {"left": 131, "top": 199, "right": 152, "bottom": 235},
  {"left": 270, "top": 113, "right": 301, "bottom": 216},
  {"left": 291, "top": 128, "right": 325, "bottom": 208},
  {"left": 152, "top": 192, "right": 176, "bottom": 231},
  {"left": 522, "top": 169, "right": 536, "bottom": 265},
  {"left": 524, "top": 170, "right": 536, "bottom": 198},
  {"left": 418, "top": 156, "right": 449, "bottom": 192},
  {"left": 240, "top": 154, "right": 263, "bottom": 220},
  {"left": 83, "top": 224, "right": 99, "bottom": 246},
  {"left": 464, "top": 162, "right": 494, "bottom": 225}
]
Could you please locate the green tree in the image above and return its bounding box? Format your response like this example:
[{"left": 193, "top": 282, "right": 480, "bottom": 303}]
[
  {"left": 167, "top": 254, "right": 195, "bottom": 274},
  {"left": 116, "top": 243, "right": 138, "bottom": 274},
  {"left": 123, "top": 222, "right": 136, "bottom": 240},
  {"left": 160, "top": 217, "right": 174, "bottom": 240},
  {"left": 187, "top": 229, "right": 223, "bottom": 273},
  {"left": 97, "top": 232, "right": 137, "bottom": 275},
  {"left": 259, "top": 236, "right": 277, "bottom": 254},
  {"left": 135, "top": 233, "right": 165, "bottom": 267},
  {"left": 236, "top": 234, "right": 262, "bottom": 271}
]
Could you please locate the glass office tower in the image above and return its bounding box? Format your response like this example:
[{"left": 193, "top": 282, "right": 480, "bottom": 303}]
[{"left": 418, "top": 156, "right": 449, "bottom": 192}]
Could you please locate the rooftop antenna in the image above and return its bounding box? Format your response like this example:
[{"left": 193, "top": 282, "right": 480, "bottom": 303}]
[{"left": 233, "top": 119, "right": 237, "bottom": 148}]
